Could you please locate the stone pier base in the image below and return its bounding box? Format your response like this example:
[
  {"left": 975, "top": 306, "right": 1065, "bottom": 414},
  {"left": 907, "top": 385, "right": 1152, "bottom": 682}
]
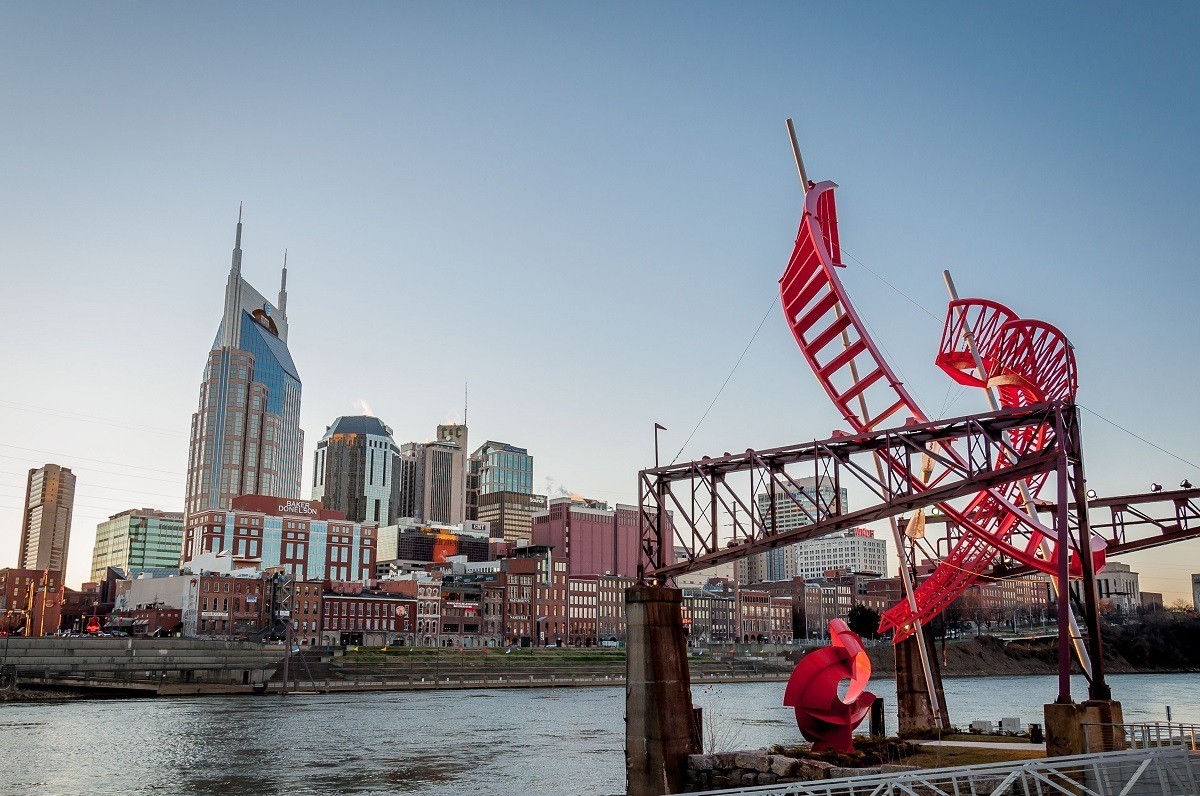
[
  {"left": 626, "top": 585, "right": 698, "bottom": 796},
  {"left": 1045, "top": 700, "right": 1126, "bottom": 757},
  {"left": 895, "top": 629, "right": 949, "bottom": 735}
]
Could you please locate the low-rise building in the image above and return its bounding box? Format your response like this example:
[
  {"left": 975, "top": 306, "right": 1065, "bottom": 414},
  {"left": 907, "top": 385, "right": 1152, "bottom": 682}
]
[
  {"left": 770, "top": 597, "right": 793, "bottom": 644},
  {"left": 379, "top": 576, "right": 442, "bottom": 646},
  {"left": 737, "top": 588, "right": 772, "bottom": 643},
  {"left": 0, "top": 568, "right": 62, "bottom": 636},
  {"left": 597, "top": 574, "right": 634, "bottom": 644},
  {"left": 567, "top": 575, "right": 599, "bottom": 646},
  {"left": 319, "top": 582, "right": 416, "bottom": 646},
  {"left": 439, "top": 576, "right": 487, "bottom": 647}
]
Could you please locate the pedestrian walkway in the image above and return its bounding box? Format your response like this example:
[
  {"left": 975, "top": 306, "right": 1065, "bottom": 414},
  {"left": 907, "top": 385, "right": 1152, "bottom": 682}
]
[{"left": 916, "top": 739, "right": 1046, "bottom": 751}]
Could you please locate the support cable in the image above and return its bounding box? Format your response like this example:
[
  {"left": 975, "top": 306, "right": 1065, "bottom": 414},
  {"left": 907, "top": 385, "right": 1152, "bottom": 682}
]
[{"left": 669, "top": 295, "right": 778, "bottom": 465}]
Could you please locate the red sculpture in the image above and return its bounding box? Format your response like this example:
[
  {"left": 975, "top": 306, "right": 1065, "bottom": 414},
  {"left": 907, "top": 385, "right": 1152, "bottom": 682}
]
[
  {"left": 783, "top": 619, "right": 876, "bottom": 753},
  {"left": 779, "top": 179, "right": 1106, "bottom": 639}
]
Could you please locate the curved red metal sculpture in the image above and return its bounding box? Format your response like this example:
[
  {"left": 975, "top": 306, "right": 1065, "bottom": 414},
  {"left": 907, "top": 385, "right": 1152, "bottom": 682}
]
[
  {"left": 779, "top": 180, "right": 1105, "bottom": 640},
  {"left": 783, "top": 619, "right": 876, "bottom": 753}
]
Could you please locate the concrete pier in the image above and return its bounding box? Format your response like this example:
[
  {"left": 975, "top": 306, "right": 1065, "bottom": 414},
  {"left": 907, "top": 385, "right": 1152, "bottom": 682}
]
[
  {"left": 625, "top": 585, "right": 698, "bottom": 796},
  {"left": 895, "top": 629, "right": 949, "bottom": 735},
  {"left": 1045, "top": 700, "right": 1126, "bottom": 756}
]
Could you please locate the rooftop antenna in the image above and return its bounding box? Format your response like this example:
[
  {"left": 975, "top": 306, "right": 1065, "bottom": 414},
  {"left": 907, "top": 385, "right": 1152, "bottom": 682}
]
[
  {"left": 231, "top": 202, "right": 244, "bottom": 274},
  {"left": 278, "top": 249, "right": 288, "bottom": 314},
  {"left": 464, "top": 381, "right": 468, "bottom": 426}
]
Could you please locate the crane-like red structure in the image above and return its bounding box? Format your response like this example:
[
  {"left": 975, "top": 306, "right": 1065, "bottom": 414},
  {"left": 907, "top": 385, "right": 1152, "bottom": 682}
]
[{"left": 779, "top": 179, "right": 1105, "bottom": 639}]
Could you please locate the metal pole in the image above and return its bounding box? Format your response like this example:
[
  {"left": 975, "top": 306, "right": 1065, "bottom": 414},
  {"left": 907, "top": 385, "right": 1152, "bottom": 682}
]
[
  {"left": 941, "top": 270, "right": 1093, "bottom": 679},
  {"left": 1055, "top": 412, "right": 1073, "bottom": 704},
  {"left": 785, "top": 119, "right": 809, "bottom": 188},
  {"left": 1068, "top": 408, "right": 1110, "bottom": 701}
]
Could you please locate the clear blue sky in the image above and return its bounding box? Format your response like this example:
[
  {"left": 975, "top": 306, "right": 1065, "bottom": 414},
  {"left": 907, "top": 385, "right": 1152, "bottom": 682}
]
[{"left": 2, "top": 3, "right": 1198, "bottom": 599}]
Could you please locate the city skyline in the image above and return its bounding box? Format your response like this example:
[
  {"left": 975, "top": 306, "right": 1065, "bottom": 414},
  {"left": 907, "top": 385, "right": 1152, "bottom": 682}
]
[{"left": 2, "top": 5, "right": 1199, "bottom": 600}]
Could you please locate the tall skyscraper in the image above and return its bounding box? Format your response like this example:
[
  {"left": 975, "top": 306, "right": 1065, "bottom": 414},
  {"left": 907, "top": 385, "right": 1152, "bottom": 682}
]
[
  {"left": 312, "top": 415, "right": 402, "bottom": 524},
  {"left": 89, "top": 508, "right": 184, "bottom": 581},
  {"left": 18, "top": 464, "right": 76, "bottom": 572},
  {"left": 185, "top": 211, "right": 303, "bottom": 515}
]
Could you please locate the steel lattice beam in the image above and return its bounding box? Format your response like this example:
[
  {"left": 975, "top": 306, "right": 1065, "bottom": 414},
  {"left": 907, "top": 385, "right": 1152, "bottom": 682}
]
[{"left": 638, "top": 401, "right": 1071, "bottom": 582}]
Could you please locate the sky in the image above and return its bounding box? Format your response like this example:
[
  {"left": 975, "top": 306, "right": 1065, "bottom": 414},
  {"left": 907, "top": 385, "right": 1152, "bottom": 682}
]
[{"left": 1, "top": 3, "right": 1198, "bottom": 601}]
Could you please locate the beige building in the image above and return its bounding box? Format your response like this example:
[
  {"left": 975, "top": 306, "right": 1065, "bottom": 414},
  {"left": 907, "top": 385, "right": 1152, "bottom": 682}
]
[
  {"left": 19, "top": 464, "right": 76, "bottom": 573},
  {"left": 399, "top": 423, "right": 469, "bottom": 525}
]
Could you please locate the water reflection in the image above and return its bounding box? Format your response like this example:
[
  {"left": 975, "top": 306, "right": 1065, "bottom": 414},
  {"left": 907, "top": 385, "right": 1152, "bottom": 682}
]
[{"left": 1, "top": 673, "right": 1196, "bottom": 796}]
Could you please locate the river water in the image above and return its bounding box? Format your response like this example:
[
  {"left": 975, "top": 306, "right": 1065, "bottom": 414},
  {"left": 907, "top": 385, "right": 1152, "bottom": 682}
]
[{"left": 2, "top": 673, "right": 1196, "bottom": 796}]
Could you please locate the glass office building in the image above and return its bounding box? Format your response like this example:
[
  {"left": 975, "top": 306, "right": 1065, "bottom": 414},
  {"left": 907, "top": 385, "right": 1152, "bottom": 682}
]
[
  {"left": 185, "top": 213, "right": 303, "bottom": 515},
  {"left": 90, "top": 508, "right": 185, "bottom": 582},
  {"left": 472, "top": 441, "right": 534, "bottom": 495}
]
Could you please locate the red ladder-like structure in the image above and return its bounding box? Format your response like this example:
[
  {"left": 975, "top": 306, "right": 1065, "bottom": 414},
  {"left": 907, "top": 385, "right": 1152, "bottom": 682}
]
[{"left": 780, "top": 180, "right": 1105, "bottom": 640}]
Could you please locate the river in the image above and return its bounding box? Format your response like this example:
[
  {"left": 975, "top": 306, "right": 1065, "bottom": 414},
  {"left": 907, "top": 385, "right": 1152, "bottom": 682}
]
[{"left": 2, "top": 673, "right": 1196, "bottom": 795}]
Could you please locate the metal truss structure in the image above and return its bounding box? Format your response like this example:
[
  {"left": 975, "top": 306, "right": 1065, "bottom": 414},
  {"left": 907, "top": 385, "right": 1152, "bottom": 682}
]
[
  {"left": 991, "top": 487, "right": 1200, "bottom": 578},
  {"left": 638, "top": 401, "right": 1086, "bottom": 588}
]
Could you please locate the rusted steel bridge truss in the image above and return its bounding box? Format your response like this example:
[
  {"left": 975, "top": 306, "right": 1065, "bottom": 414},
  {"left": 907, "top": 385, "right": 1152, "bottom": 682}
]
[{"left": 637, "top": 398, "right": 1109, "bottom": 702}]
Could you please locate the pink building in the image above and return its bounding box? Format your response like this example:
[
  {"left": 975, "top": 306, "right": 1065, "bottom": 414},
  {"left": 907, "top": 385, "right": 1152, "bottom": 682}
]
[{"left": 531, "top": 497, "right": 669, "bottom": 578}]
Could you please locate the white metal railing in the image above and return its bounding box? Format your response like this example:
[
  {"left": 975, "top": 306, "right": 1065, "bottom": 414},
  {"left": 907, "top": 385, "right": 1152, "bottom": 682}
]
[
  {"left": 689, "top": 747, "right": 1197, "bottom": 796},
  {"left": 1084, "top": 722, "right": 1200, "bottom": 753}
]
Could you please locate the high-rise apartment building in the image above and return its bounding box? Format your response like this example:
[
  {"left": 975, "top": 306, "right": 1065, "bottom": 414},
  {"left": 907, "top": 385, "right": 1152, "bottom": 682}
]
[
  {"left": 185, "top": 212, "right": 303, "bottom": 515},
  {"left": 19, "top": 464, "right": 76, "bottom": 572},
  {"left": 312, "top": 415, "right": 401, "bottom": 524},
  {"left": 737, "top": 477, "right": 849, "bottom": 584},
  {"left": 1193, "top": 574, "right": 1200, "bottom": 612},
  {"left": 89, "top": 508, "right": 184, "bottom": 581},
  {"left": 399, "top": 424, "right": 468, "bottom": 525}
]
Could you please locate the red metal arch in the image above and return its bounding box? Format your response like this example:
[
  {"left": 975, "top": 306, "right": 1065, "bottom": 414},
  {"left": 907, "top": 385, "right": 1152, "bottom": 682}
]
[{"left": 780, "top": 182, "right": 1102, "bottom": 640}]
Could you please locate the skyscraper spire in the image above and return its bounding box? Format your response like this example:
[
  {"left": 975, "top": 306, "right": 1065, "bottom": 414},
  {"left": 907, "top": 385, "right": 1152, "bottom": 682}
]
[
  {"left": 278, "top": 249, "right": 288, "bottom": 315},
  {"left": 231, "top": 202, "right": 244, "bottom": 276}
]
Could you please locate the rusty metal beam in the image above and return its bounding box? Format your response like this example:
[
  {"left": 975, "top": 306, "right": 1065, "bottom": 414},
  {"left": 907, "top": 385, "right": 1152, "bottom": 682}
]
[{"left": 640, "top": 401, "right": 1069, "bottom": 582}]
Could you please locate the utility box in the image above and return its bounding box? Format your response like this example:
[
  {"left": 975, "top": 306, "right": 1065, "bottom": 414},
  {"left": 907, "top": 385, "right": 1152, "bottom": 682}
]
[
  {"left": 970, "top": 720, "right": 995, "bottom": 733},
  {"left": 1000, "top": 717, "right": 1021, "bottom": 733}
]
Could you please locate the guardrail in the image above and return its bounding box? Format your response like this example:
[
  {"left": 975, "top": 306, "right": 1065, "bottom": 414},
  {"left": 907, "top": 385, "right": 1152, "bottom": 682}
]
[
  {"left": 267, "top": 670, "right": 790, "bottom": 692},
  {"left": 691, "top": 747, "right": 1197, "bottom": 796},
  {"left": 1084, "top": 722, "right": 1200, "bottom": 753}
]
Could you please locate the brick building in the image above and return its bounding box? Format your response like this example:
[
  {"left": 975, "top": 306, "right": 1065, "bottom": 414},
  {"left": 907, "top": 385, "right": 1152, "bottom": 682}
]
[
  {"left": 530, "top": 498, "right": 650, "bottom": 578},
  {"left": 0, "top": 568, "right": 62, "bottom": 636},
  {"left": 184, "top": 494, "right": 377, "bottom": 583},
  {"left": 567, "top": 575, "right": 599, "bottom": 646},
  {"left": 379, "top": 577, "right": 442, "bottom": 646},
  {"left": 597, "top": 574, "right": 634, "bottom": 644},
  {"left": 439, "top": 576, "right": 486, "bottom": 647},
  {"left": 319, "top": 586, "right": 416, "bottom": 647}
]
